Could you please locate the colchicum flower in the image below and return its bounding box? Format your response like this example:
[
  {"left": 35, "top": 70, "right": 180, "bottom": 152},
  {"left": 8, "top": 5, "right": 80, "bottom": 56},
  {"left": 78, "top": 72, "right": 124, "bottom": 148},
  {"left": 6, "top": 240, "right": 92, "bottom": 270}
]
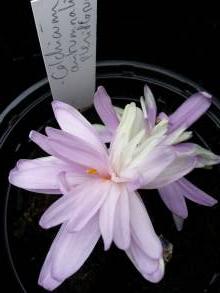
[
  {"left": 8, "top": 85, "right": 219, "bottom": 290},
  {"left": 94, "top": 86, "right": 219, "bottom": 230},
  {"left": 9, "top": 99, "right": 183, "bottom": 290}
]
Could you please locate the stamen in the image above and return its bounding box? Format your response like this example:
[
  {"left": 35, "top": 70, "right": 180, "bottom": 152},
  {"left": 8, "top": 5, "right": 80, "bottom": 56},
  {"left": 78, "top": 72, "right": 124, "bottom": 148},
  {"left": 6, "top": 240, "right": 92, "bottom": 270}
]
[{"left": 86, "top": 168, "right": 98, "bottom": 175}]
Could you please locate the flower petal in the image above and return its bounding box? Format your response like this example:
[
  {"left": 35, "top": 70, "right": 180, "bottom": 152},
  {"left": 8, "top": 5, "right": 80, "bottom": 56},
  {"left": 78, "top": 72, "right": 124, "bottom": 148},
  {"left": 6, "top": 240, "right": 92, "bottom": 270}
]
[
  {"left": 52, "top": 100, "right": 104, "bottom": 150},
  {"left": 109, "top": 103, "right": 138, "bottom": 173},
  {"left": 158, "top": 183, "right": 188, "bottom": 218},
  {"left": 126, "top": 238, "right": 160, "bottom": 275},
  {"left": 144, "top": 85, "right": 157, "bottom": 129},
  {"left": 16, "top": 156, "right": 66, "bottom": 170},
  {"left": 113, "top": 187, "right": 130, "bottom": 250},
  {"left": 58, "top": 171, "right": 91, "bottom": 194},
  {"left": 168, "top": 91, "right": 212, "bottom": 132},
  {"left": 51, "top": 216, "right": 100, "bottom": 283},
  {"left": 93, "top": 124, "right": 113, "bottom": 143},
  {"left": 162, "top": 127, "right": 192, "bottom": 145},
  {"left": 11, "top": 157, "right": 68, "bottom": 194},
  {"left": 146, "top": 154, "right": 197, "bottom": 188},
  {"left": 29, "top": 130, "right": 52, "bottom": 155},
  {"left": 38, "top": 224, "right": 66, "bottom": 291},
  {"left": 172, "top": 213, "right": 184, "bottom": 231},
  {"left": 46, "top": 127, "right": 108, "bottom": 174},
  {"left": 123, "top": 120, "right": 169, "bottom": 175},
  {"left": 194, "top": 145, "right": 220, "bottom": 168},
  {"left": 114, "top": 106, "right": 124, "bottom": 117},
  {"left": 94, "top": 86, "right": 119, "bottom": 130},
  {"left": 174, "top": 143, "right": 220, "bottom": 168},
  {"left": 9, "top": 165, "right": 62, "bottom": 191},
  {"left": 29, "top": 131, "right": 90, "bottom": 176},
  {"left": 178, "top": 177, "right": 218, "bottom": 206},
  {"left": 99, "top": 183, "right": 120, "bottom": 250},
  {"left": 124, "top": 146, "right": 175, "bottom": 188},
  {"left": 173, "top": 143, "right": 197, "bottom": 155},
  {"left": 158, "top": 112, "right": 168, "bottom": 121},
  {"left": 39, "top": 183, "right": 90, "bottom": 229},
  {"left": 142, "top": 258, "right": 165, "bottom": 283},
  {"left": 66, "top": 180, "right": 111, "bottom": 232},
  {"left": 129, "top": 192, "right": 162, "bottom": 259}
]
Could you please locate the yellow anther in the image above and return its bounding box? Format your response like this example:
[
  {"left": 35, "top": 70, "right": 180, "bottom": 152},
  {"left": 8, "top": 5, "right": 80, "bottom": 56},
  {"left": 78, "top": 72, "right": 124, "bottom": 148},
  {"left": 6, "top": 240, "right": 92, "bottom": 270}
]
[{"left": 86, "top": 168, "right": 98, "bottom": 175}]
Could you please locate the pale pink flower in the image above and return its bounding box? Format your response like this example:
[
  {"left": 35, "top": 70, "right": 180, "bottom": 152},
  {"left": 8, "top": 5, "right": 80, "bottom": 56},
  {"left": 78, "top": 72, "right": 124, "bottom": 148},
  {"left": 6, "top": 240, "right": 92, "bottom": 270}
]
[
  {"left": 94, "top": 85, "right": 219, "bottom": 231},
  {"left": 9, "top": 100, "right": 178, "bottom": 290}
]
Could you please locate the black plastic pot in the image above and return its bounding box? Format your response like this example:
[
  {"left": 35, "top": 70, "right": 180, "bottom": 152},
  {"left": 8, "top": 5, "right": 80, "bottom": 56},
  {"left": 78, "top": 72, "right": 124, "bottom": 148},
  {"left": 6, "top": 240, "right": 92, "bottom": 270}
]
[{"left": 1, "top": 61, "right": 220, "bottom": 292}]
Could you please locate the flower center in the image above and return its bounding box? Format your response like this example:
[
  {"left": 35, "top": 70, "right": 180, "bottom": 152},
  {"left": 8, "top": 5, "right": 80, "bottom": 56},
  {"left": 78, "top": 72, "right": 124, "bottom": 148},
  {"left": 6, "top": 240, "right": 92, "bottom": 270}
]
[{"left": 86, "top": 168, "right": 111, "bottom": 180}]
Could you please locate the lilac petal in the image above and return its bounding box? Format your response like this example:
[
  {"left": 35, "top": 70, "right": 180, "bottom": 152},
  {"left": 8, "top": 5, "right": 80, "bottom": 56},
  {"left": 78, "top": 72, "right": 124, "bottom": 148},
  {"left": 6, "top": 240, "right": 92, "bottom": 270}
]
[
  {"left": 57, "top": 172, "right": 71, "bottom": 195},
  {"left": 9, "top": 166, "right": 62, "bottom": 191},
  {"left": 172, "top": 214, "right": 184, "bottom": 231},
  {"left": 93, "top": 124, "right": 113, "bottom": 143},
  {"left": 39, "top": 274, "right": 60, "bottom": 291},
  {"left": 178, "top": 177, "right": 218, "bottom": 206},
  {"left": 146, "top": 155, "right": 197, "bottom": 189},
  {"left": 10, "top": 157, "right": 68, "bottom": 194},
  {"left": 142, "top": 258, "right": 165, "bottom": 283},
  {"left": 58, "top": 171, "right": 91, "bottom": 195},
  {"left": 99, "top": 183, "right": 120, "bottom": 250},
  {"left": 158, "top": 112, "right": 169, "bottom": 121},
  {"left": 94, "top": 86, "right": 119, "bottom": 129},
  {"left": 48, "top": 138, "right": 107, "bottom": 175},
  {"left": 29, "top": 130, "right": 52, "bottom": 155},
  {"left": 27, "top": 189, "right": 61, "bottom": 194},
  {"left": 46, "top": 129, "right": 108, "bottom": 174},
  {"left": 16, "top": 156, "right": 66, "bottom": 170},
  {"left": 144, "top": 85, "right": 157, "bottom": 129},
  {"left": 66, "top": 180, "right": 111, "bottom": 232},
  {"left": 38, "top": 224, "right": 66, "bottom": 291},
  {"left": 159, "top": 183, "right": 188, "bottom": 218},
  {"left": 52, "top": 100, "right": 103, "bottom": 150},
  {"left": 169, "top": 91, "right": 212, "bottom": 132},
  {"left": 46, "top": 126, "right": 108, "bottom": 160},
  {"left": 126, "top": 238, "right": 160, "bottom": 275},
  {"left": 129, "top": 192, "right": 162, "bottom": 259},
  {"left": 173, "top": 143, "right": 197, "bottom": 155},
  {"left": 113, "top": 187, "right": 130, "bottom": 250},
  {"left": 51, "top": 216, "right": 100, "bottom": 283},
  {"left": 29, "top": 131, "right": 86, "bottom": 174},
  {"left": 39, "top": 183, "right": 89, "bottom": 229}
]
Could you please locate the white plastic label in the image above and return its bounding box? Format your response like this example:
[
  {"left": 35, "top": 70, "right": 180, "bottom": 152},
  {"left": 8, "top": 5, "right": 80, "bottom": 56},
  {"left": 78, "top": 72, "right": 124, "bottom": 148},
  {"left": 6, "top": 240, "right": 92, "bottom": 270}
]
[{"left": 31, "top": 0, "right": 97, "bottom": 109}]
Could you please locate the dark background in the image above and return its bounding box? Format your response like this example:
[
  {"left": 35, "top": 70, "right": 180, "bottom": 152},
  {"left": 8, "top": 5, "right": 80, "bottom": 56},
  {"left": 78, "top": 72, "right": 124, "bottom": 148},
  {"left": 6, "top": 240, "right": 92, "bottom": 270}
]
[
  {"left": 0, "top": 2, "right": 220, "bottom": 111},
  {"left": 1, "top": 1, "right": 220, "bottom": 292}
]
